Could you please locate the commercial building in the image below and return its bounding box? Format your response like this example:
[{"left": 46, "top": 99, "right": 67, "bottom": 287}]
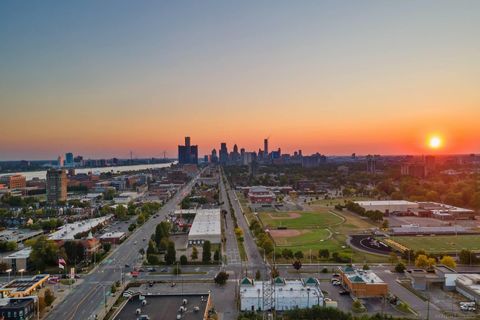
[
  {"left": 0, "top": 274, "right": 49, "bottom": 298},
  {"left": 187, "top": 209, "right": 221, "bottom": 245},
  {"left": 46, "top": 169, "right": 67, "bottom": 205},
  {"left": 0, "top": 297, "right": 36, "bottom": 320},
  {"left": 48, "top": 215, "right": 112, "bottom": 241},
  {"left": 0, "top": 175, "right": 26, "bottom": 190},
  {"left": 113, "top": 192, "right": 141, "bottom": 204},
  {"left": 247, "top": 186, "right": 276, "bottom": 209},
  {"left": 99, "top": 232, "right": 126, "bottom": 245},
  {"left": 239, "top": 277, "right": 324, "bottom": 311},
  {"left": 355, "top": 200, "right": 419, "bottom": 214},
  {"left": 0, "top": 229, "right": 43, "bottom": 245},
  {"left": 178, "top": 136, "right": 198, "bottom": 165},
  {"left": 338, "top": 266, "right": 388, "bottom": 298},
  {"left": 1, "top": 248, "right": 32, "bottom": 273},
  {"left": 455, "top": 274, "right": 480, "bottom": 303},
  {"left": 113, "top": 294, "right": 212, "bottom": 320},
  {"left": 416, "top": 202, "right": 475, "bottom": 220}
]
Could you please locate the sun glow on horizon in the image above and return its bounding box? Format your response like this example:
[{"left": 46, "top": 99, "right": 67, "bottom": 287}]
[{"left": 428, "top": 136, "right": 443, "bottom": 149}]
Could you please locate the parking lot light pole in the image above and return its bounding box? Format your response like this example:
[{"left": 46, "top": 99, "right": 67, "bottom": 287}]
[{"left": 6, "top": 269, "right": 12, "bottom": 282}]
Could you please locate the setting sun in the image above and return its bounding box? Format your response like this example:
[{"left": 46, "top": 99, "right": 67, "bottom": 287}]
[{"left": 429, "top": 136, "right": 442, "bottom": 149}]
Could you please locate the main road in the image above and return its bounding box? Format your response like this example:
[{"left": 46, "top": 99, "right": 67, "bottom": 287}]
[{"left": 47, "top": 173, "right": 201, "bottom": 320}]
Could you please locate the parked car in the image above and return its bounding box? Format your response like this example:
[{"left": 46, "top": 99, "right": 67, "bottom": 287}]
[
  {"left": 149, "top": 281, "right": 154, "bottom": 287},
  {"left": 161, "top": 268, "right": 168, "bottom": 273},
  {"left": 125, "top": 264, "right": 130, "bottom": 268},
  {"left": 147, "top": 267, "right": 157, "bottom": 272},
  {"left": 339, "top": 290, "right": 350, "bottom": 295}
]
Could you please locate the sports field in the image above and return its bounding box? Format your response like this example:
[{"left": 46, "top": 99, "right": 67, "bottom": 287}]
[
  {"left": 259, "top": 209, "right": 343, "bottom": 229},
  {"left": 393, "top": 235, "right": 480, "bottom": 253}
]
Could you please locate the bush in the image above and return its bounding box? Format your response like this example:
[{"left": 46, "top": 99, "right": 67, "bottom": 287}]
[
  {"left": 180, "top": 255, "right": 188, "bottom": 265},
  {"left": 172, "top": 266, "right": 181, "bottom": 275},
  {"left": 44, "top": 289, "right": 55, "bottom": 306},
  {"left": 214, "top": 271, "right": 229, "bottom": 285},
  {"left": 395, "top": 262, "right": 406, "bottom": 273},
  {"left": 147, "top": 254, "right": 160, "bottom": 265}
]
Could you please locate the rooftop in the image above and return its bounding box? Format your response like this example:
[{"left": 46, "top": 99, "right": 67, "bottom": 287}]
[
  {"left": 3, "top": 248, "right": 32, "bottom": 260},
  {"left": 355, "top": 200, "right": 418, "bottom": 206},
  {"left": 340, "top": 266, "right": 384, "bottom": 284},
  {"left": 113, "top": 294, "right": 209, "bottom": 320},
  {"left": 48, "top": 215, "right": 112, "bottom": 240},
  {"left": 188, "top": 209, "right": 221, "bottom": 237},
  {"left": 0, "top": 229, "right": 43, "bottom": 243},
  {"left": 240, "top": 278, "right": 323, "bottom": 299}
]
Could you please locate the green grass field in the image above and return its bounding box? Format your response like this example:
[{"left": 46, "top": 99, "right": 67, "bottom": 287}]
[
  {"left": 259, "top": 210, "right": 343, "bottom": 229},
  {"left": 393, "top": 235, "right": 480, "bottom": 253},
  {"left": 273, "top": 229, "right": 331, "bottom": 246}
]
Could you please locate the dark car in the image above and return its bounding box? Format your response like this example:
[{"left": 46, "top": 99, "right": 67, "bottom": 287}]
[
  {"left": 124, "top": 264, "right": 130, "bottom": 268},
  {"left": 339, "top": 290, "right": 350, "bottom": 295},
  {"left": 149, "top": 281, "right": 154, "bottom": 287}
]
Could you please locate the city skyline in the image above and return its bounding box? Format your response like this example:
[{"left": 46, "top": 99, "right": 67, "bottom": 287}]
[{"left": 1, "top": 1, "right": 480, "bottom": 160}]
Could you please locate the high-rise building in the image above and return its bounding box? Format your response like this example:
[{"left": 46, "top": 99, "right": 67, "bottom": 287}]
[
  {"left": 366, "top": 155, "right": 377, "bottom": 173},
  {"left": 211, "top": 149, "right": 218, "bottom": 163},
  {"left": 0, "top": 174, "right": 26, "bottom": 190},
  {"left": 57, "top": 155, "right": 64, "bottom": 168},
  {"left": 219, "top": 143, "right": 228, "bottom": 164},
  {"left": 65, "top": 152, "right": 74, "bottom": 166},
  {"left": 46, "top": 169, "right": 67, "bottom": 205},
  {"left": 178, "top": 136, "right": 198, "bottom": 164},
  {"left": 264, "top": 138, "right": 269, "bottom": 158}
]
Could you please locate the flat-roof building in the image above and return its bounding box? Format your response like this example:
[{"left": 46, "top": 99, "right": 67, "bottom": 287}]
[
  {"left": 239, "top": 277, "right": 324, "bottom": 311},
  {"left": 0, "top": 274, "right": 49, "bottom": 298},
  {"left": 0, "top": 297, "right": 36, "bottom": 320},
  {"left": 0, "top": 175, "right": 26, "bottom": 190},
  {"left": 455, "top": 274, "right": 480, "bottom": 304},
  {"left": 355, "top": 200, "right": 419, "bottom": 214},
  {"left": 338, "top": 266, "right": 388, "bottom": 298},
  {"left": 1, "top": 248, "right": 32, "bottom": 273},
  {"left": 48, "top": 215, "right": 112, "bottom": 241},
  {"left": 188, "top": 209, "right": 221, "bottom": 245}
]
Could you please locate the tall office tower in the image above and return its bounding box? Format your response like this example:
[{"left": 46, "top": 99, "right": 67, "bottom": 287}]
[
  {"left": 264, "top": 138, "right": 269, "bottom": 158},
  {"left": 57, "top": 155, "right": 64, "bottom": 167},
  {"left": 219, "top": 143, "right": 228, "bottom": 164},
  {"left": 211, "top": 149, "right": 218, "bottom": 163},
  {"left": 178, "top": 136, "right": 198, "bottom": 164},
  {"left": 65, "top": 152, "right": 74, "bottom": 166},
  {"left": 366, "top": 155, "right": 377, "bottom": 174},
  {"left": 46, "top": 169, "right": 67, "bottom": 205}
]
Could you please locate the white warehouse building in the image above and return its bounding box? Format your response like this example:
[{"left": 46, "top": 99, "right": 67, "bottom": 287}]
[
  {"left": 187, "top": 209, "right": 221, "bottom": 245},
  {"left": 355, "top": 200, "right": 419, "bottom": 214},
  {"left": 239, "top": 277, "right": 324, "bottom": 311}
]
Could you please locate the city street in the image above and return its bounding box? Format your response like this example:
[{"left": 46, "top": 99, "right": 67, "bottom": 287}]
[{"left": 46, "top": 174, "right": 201, "bottom": 320}]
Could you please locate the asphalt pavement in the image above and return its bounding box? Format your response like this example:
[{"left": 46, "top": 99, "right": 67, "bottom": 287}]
[{"left": 46, "top": 174, "right": 201, "bottom": 320}]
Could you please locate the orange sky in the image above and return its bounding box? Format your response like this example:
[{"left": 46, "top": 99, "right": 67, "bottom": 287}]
[{"left": 1, "top": 1, "right": 479, "bottom": 159}]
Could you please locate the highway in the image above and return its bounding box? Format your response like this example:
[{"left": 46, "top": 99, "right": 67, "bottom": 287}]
[{"left": 46, "top": 174, "right": 200, "bottom": 320}]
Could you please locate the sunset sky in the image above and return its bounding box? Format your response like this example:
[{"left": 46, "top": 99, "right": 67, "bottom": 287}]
[{"left": 1, "top": 1, "right": 479, "bottom": 160}]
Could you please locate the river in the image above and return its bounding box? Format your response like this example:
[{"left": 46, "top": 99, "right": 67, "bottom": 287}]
[{"left": 0, "top": 162, "right": 176, "bottom": 180}]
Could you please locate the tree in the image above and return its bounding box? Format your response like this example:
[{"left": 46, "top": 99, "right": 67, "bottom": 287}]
[
  {"left": 388, "top": 252, "right": 398, "bottom": 265},
  {"left": 172, "top": 265, "right": 181, "bottom": 275},
  {"left": 381, "top": 220, "right": 389, "bottom": 229},
  {"left": 147, "top": 254, "right": 160, "bottom": 265},
  {"left": 29, "top": 236, "right": 59, "bottom": 271},
  {"left": 180, "top": 255, "right": 188, "bottom": 265},
  {"left": 282, "top": 249, "right": 294, "bottom": 259},
  {"left": 318, "top": 249, "right": 330, "bottom": 259},
  {"left": 214, "top": 271, "right": 229, "bottom": 285},
  {"left": 147, "top": 240, "right": 157, "bottom": 255},
  {"left": 362, "top": 264, "right": 370, "bottom": 270},
  {"left": 395, "top": 262, "right": 406, "bottom": 273},
  {"left": 440, "top": 256, "right": 456, "bottom": 269},
  {"left": 164, "top": 241, "right": 176, "bottom": 265},
  {"left": 292, "top": 260, "right": 302, "bottom": 272},
  {"left": 415, "top": 254, "right": 436, "bottom": 269},
  {"left": 294, "top": 251, "right": 304, "bottom": 260},
  {"left": 102, "top": 242, "right": 111, "bottom": 252},
  {"left": 262, "top": 239, "right": 274, "bottom": 255},
  {"left": 158, "top": 238, "right": 169, "bottom": 253},
  {"left": 459, "top": 249, "right": 478, "bottom": 265},
  {"left": 191, "top": 246, "right": 198, "bottom": 261},
  {"left": 234, "top": 227, "right": 243, "bottom": 237},
  {"left": 214, "top": 249, "right": 220, "bottom": 262},
  {"left": 202, "top": 241, "right": 212, "bottom": 263},
  {"left": 270, "top": 267, "right": 279, "bottom": 278},
  {"left": 111, "top": 283, "right": 117, "bottom": 293},
  {"left": 128, "top": 223, "right": 136, "bottom": 232},
  {"left": 255, "top": 270, "right": 261, "bottom": 280},
  {"left": 115, "top": 205, "right": 127, "bottom": 220},
  {"left": 0, "top": 262, "right": 9, "bottom": 273},
  {"left": 44, "top": 288, "right": 55, "bottom": 306}
]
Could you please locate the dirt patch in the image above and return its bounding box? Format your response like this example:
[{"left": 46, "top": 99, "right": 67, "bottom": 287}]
[
  {"left": 269, "top": 229, "right": 305, "bottom": 238},
  {"left": 268, "top": 212, "right": 301, "bottom": 220}
]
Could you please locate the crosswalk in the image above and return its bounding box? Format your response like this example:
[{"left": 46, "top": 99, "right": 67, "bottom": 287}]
[{"left": 226, "top": 247, "right": 241, "bottom": 265}]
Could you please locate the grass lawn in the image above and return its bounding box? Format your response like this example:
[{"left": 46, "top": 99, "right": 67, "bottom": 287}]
[
  {"left": 259, "top": 209, "right": 343, "bottom": 229},
  {"left": 392, "top": 235, "right": 480, "bottom": 253}
]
